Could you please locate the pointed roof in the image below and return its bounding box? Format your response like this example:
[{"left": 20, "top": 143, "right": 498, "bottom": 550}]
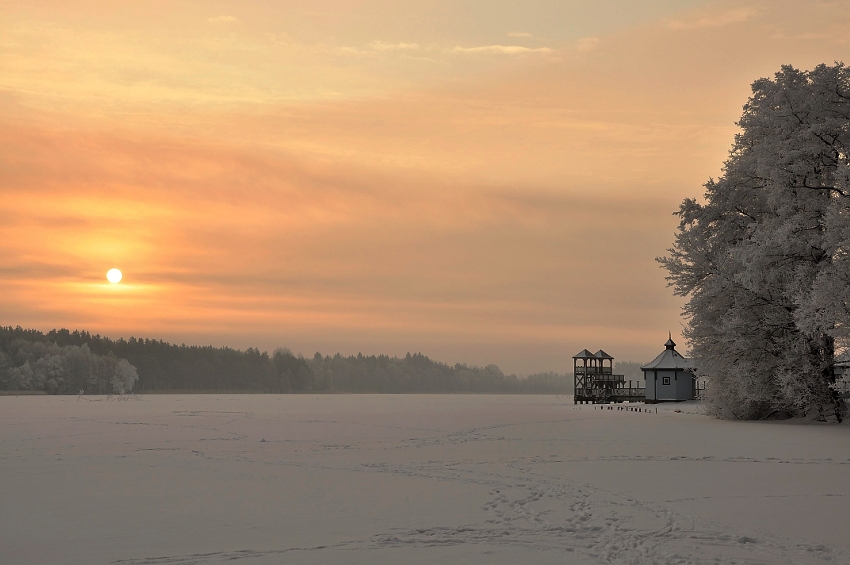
[
  {"left": 572, "top": 349, "right": 595, "bottom": 359},
  {"left": 641, "top": 336, "right": 692, "bottom": 371},
  {"left": 593, "top": 349, "right": 614, "bottom": 359}
]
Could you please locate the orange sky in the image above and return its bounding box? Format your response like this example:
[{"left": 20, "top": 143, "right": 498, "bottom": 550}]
[{"left": 2, "top": 0, "right": 849, "bottom": 373}]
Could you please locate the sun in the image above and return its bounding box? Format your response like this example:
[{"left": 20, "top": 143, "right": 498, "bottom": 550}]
[{"left": 106, "top": 268, "right": 123, "bottom": 284}]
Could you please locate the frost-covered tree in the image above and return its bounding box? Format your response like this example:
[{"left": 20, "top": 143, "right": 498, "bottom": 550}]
[
  {"left": 34, "top": 354, "right": 68, "bottom": 395},
  {"left": 8, "top": 361, "right": 36, "bottom": 390},
  {"left": 0, "top": 339, "right": 139, "bottom": 395},
  {"left": 111, "top": 358, "right": 139, "bottom": 395},
  {"left": 660, "top": 63, "right": 849, "bottom": 421},
  {"left": 0, "top": 351, "right": 11, "bottom": 389}
]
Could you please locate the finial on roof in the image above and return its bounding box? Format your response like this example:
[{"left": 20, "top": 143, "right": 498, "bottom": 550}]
[{"left": 665, "top": 332, "right": 676, "bottom": 350}]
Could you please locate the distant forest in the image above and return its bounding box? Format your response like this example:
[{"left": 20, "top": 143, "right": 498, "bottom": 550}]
[{"left": 0, "top": 326, "right": 574, "bottom": 395}]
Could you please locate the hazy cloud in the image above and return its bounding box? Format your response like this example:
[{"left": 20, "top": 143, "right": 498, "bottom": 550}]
[
  {"left": 369, "top": 40, "right": 420, "bottom": 51},
  {"left": 336, "top": 46, "right": 369, "bottom": 56},
  {"left": 208, "top": 15, "right": 238, "bottom": 24},
  {"left": 507, "top": 32, "right": 533, "bottom": 38},
  {"left": 452, "top": 45, "right": 553, "bottom": 55},
  {"left": 667, "top": 7, "right": 759, "bottom": 30},
  {"left": 575, "top": 37, "right": 600, "bottom": 52},
  {"left": 1, "top": 0, "right": 843, "bottom": 373}
]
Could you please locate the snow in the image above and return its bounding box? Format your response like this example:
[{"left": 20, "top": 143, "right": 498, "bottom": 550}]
[{"left": 1, "top": 394, "right": 849, "bottom": 565}]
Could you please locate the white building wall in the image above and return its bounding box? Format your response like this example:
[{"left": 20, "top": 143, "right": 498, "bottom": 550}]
[
  {"left": 644, "top": 370, "right": 656, "bottom": 400},
  {"left": 646, "top": 369, "right": 694, "bottom": 401}
]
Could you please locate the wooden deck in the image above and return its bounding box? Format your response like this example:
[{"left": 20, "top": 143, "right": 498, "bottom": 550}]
[{"left": 575, "top": 379, "right": 706, "bottom": 404}]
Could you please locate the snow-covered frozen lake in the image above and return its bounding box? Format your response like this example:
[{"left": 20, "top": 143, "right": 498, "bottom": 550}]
[{"left": 2, "top": 394, "right": 849, "bottom": 564}]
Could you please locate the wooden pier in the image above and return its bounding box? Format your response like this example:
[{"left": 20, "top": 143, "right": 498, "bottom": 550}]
[{"left": 574, "top": 379, "right": 646, "bottom": 404}]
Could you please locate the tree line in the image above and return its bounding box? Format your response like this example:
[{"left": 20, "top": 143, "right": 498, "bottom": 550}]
[
  {"left": 661, "top": 63, "right": 849, "bottom": 421},
  {"left": 0, "top": 335, "right": 138, "bottom": 395},
  {"left": 0, "top": 326, "right": 573, "bottom": 395}
]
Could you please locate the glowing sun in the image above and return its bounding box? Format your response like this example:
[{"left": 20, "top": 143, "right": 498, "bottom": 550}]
[{"left": 106, "top": 268, "right": 123, "bottom": 284}]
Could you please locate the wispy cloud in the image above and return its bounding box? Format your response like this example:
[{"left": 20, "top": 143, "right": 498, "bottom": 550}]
[
  {"left": 369, "top": 40, "right": 420, "bottom": 51},
  {"left": 667, "top": 7, "right": 759, "bottom": 30},
  {"left": 207, "top": 15, "right": 238, "bottom": 24},
  {"left": 575, "top": 37, "right": 599, "bottom": 52},
  {"left": 336, "top": 46, "right": 369, "bottom": 56},
  {"left": 452, "top": 45, "right": 553, "bottom": 55},
  {"left": 507, "top": 32, "right": 532, "bottom": 38}
]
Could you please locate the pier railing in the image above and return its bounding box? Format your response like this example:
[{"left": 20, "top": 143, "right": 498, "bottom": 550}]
[{"left": 574, "top": 377, "right": 645, "bottom": 404}]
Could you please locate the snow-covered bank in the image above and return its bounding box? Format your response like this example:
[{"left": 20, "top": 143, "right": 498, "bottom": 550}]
[{"left": 1, "top": 395, "right": 848, "bottom": 564}]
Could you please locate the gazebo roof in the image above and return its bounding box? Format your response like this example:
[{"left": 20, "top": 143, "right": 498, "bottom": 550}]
[
  {"left": 572, "top": 349, "right": 595, "bottom": 359},
  {"left": 594, "top": 349, "right": 613, "bottom": 360},
  {"left": 641, "top": 337, "right": 693, "bottom": 371}
]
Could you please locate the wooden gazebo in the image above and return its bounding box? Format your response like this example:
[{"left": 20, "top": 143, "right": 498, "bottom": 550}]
[{"left": 573, "top": 349, "right": 645, "bottom": 404}]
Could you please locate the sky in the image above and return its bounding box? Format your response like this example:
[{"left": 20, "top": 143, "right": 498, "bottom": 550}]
[{"left": 1, "top": 0, "right": 849, "bottom": 374}]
